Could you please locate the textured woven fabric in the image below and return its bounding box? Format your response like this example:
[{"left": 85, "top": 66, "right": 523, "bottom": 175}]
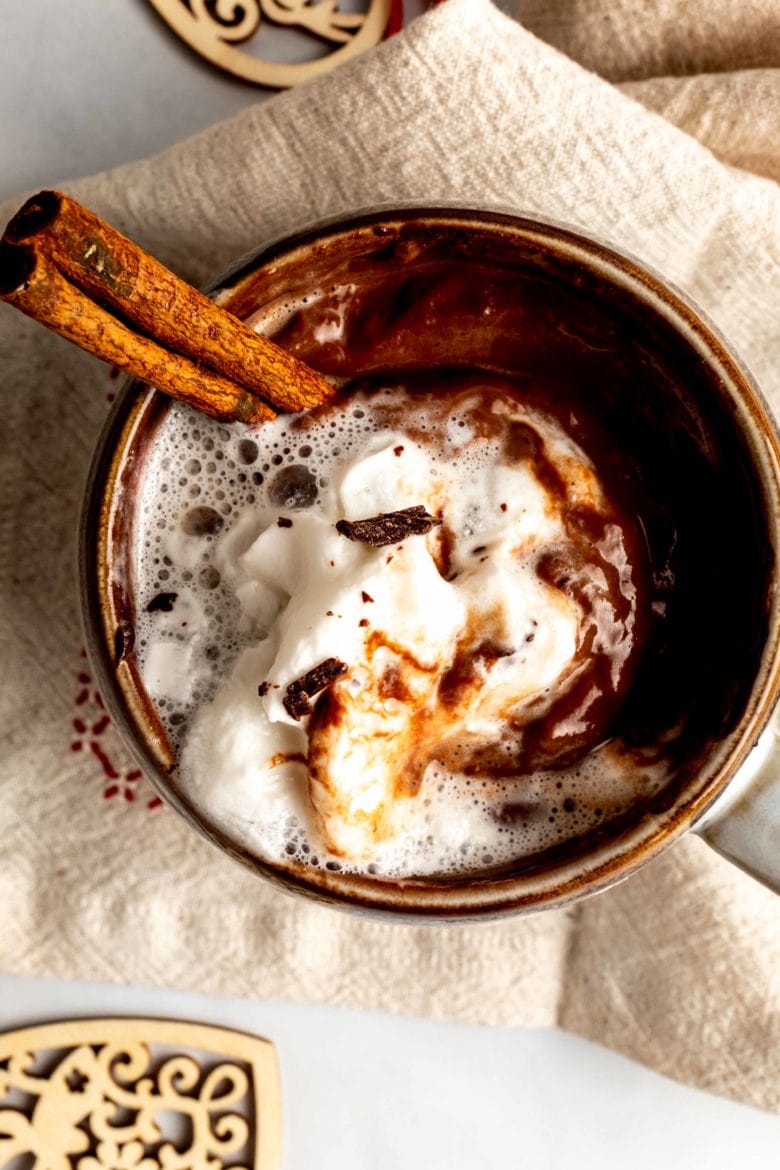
[{"left": 1, "top": 0, "right": 778, "bottom": 1112}]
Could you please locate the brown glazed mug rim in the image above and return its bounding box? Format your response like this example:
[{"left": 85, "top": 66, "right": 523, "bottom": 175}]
[{"left": 79, "top": 204, "right": 780, "bottom": 921}]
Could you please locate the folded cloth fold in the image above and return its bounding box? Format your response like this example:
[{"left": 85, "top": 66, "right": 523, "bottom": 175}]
[{"left": 1, "top": 0, "right": 778, "bottom": 1113}]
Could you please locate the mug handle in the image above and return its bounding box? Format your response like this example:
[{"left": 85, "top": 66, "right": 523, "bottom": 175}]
[{"left": 694, "top": 709, "right": 780, "bottom": 893}]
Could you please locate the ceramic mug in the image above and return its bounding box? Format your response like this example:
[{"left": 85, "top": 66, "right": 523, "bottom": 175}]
[{"left": 80, "top": 206, "right": 780, "bottom": 919}]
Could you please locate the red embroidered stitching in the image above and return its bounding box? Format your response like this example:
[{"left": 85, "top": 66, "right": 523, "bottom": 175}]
[{"left": 70, "top": 648, "right": 164, "bottom": 810}]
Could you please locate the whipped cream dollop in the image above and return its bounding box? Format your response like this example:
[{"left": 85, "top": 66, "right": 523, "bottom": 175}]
[{"left": 134, "top": 385, "right": 645, "bottom": 875}]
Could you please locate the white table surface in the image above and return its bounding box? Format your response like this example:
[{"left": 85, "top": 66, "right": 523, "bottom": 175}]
[
  {"left": 2, "top": 4, "right": 779, "bottom": 1166},
  {"left": 3, "top": 973, "right": 780, "bottom": 1169}
]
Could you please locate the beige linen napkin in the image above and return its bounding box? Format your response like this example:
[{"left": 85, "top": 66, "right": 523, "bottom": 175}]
[{"left": 1, "top": 0, "right": 778, "bottom": 1112}]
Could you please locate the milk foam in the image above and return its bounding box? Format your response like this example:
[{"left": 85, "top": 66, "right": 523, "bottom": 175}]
[{"left": 133, "top": 388, "right": 664, "bottom": 876}]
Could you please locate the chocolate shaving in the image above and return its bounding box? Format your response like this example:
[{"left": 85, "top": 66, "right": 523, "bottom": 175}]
[
  {"left": 284, "top": 692, "right": 311, "bottom": 720},
  {"left": 336, "top": 505, "right": 441, "bottom": 547},
  {"left": 258, "top": 681, "right": 270, "bottom": 697},
  {"left": 361, "top": 591, "right": 374, "bottom": 603},
  {"left": 146, "top": 591, "right": 177, "bottom": 613},
  {"left": 283, "top": 657, "right": 347, "bottom": 720},
  {"left": 277, "top": 516, "right": 293, "bottom": 528}
]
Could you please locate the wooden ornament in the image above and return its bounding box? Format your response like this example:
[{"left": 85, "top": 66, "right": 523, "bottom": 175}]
[
  {"left": 0, "top": 1017, "right": 281, "bottom": 1169},
  {"left": 146, "top": 0, "right": 393, "bottom": 89}
]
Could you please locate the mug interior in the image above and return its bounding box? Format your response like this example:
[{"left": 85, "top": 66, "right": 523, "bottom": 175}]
[{"left": 81, "top": 208, "right": 780, "bottom": 919}]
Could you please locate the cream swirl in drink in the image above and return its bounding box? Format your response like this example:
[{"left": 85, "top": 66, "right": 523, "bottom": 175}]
[{"left": 134, "top": 377, "right": 653, "bottom": 876}]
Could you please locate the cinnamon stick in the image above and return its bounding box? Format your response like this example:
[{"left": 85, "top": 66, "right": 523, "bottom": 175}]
[
  {"left": 1, "top": 189, "right": 334, "bottom": 418},
  {"left": 0, "top": 241, "right": 274, "bottom": 425}
]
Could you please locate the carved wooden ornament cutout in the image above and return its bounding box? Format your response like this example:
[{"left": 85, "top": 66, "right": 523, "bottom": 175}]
[
  {"left": 147, "top": 0, "right": 393, "bottom": 88},
  {"left": 0, "top": 1017, "right": 281, "bottom": 1169}
]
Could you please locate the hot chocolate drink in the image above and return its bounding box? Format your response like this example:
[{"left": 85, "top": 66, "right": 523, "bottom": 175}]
[
  {"left": 133, "top": 374, "right": 652, "bottom": 875},
  {"left": 112, "top": 212, "right": 771, "bottom": 895}
]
